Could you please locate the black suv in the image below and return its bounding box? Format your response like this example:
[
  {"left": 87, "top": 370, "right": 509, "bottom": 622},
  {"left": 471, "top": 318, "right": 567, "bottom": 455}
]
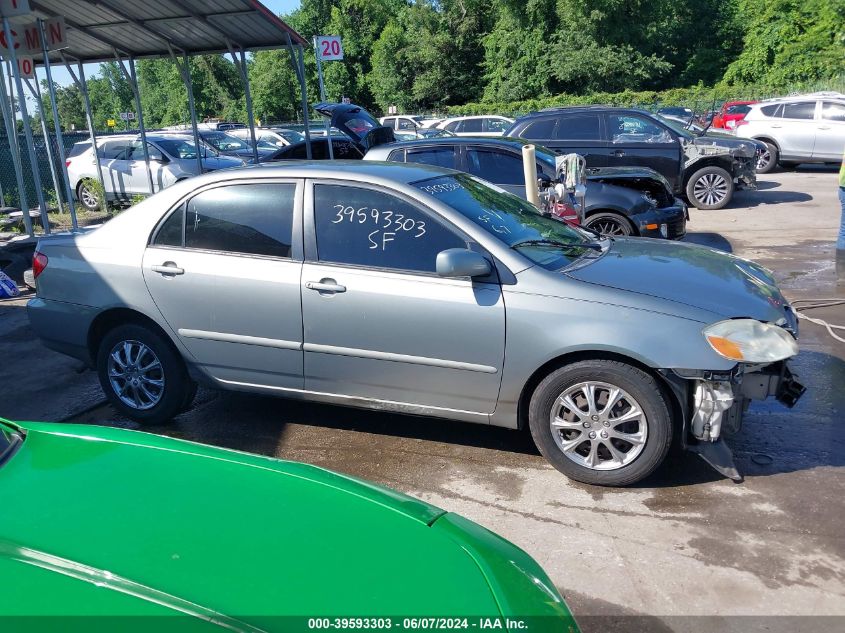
[{"left": 506, "top": 106, "right": 760, "bottom": 209}]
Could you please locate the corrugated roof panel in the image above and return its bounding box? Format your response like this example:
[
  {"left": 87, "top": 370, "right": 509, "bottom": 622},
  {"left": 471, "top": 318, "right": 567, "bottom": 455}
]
[{"left": 25, "top": 0, "right": 306, "bottom": 63}]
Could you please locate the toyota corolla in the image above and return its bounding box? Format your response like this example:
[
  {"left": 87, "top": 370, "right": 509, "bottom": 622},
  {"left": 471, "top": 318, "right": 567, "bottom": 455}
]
[{"left": 27, "top": 162, "right": 803, "bottom": 485}]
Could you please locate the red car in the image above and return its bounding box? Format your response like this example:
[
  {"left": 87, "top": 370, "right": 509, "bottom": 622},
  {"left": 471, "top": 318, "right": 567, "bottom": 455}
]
[{"left": 712, "top": 101, "right": 757, "bottom": 130}]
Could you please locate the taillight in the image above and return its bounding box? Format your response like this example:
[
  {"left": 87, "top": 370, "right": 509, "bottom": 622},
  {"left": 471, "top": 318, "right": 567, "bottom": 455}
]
[
  {"left": 734, "top": 119, "right": 749, "bottom": 128},
  {"left": 32, "top": 252, "right": 48, "bottom": 279},
  {"left": 65, "top": 159, "right": 71, "bottom": 167}
]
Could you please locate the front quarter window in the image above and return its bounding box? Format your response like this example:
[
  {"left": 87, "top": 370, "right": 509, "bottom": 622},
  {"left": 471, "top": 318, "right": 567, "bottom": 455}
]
[{"left": 0, "top": 425, "right": 23, "bottom": 468}]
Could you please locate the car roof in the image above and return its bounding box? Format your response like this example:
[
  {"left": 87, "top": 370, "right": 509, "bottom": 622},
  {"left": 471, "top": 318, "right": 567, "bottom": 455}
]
[
  {"left": 524, "top": 105, "right": 653, "bottom": 118},
  {"left": 759, "top": 92, "right": 845, "bottom": 103},
  {"left": 244, "top": 159, "right": 459, "bottom": 183},
  {"left": 372, "top": 136, "right": 534, "bottom": 150}
]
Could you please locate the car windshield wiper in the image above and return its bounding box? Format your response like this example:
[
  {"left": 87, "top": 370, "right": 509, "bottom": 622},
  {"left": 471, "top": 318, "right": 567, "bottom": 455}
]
[{"left": 511, "top": 239, "right": 602, "bottom": 252}]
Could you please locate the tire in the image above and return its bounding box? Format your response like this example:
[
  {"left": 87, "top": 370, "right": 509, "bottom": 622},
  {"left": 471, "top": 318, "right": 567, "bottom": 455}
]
[
  {"left": 96, "top": 323, "right": 195, "bottom": 425},
  {"left": 584, "top": 212, "right": 633, "bottom": 237},
  {"left": 77, "top": 180, "right": 101, "bottom": 211},
  {"left": 528, "top": 360, "right": 672, "bottom": 486},
  {"left": 686, "top": 166, "right": 734, "bottom": 210},
  {"left": 755, "top": 142, "right": 778, "bottom": 174}
]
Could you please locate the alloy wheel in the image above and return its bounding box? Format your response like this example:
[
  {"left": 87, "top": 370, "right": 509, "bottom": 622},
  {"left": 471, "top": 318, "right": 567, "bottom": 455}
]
[
  {"left": 107, "top": 340, "right": 165, "bottom": 410},
  {"left": 549, "top": 381, "right": 648, "bottom": 470},
  {"left": 756, "top": 149, "right": 772, "bottom": 172},
  {"left": 693, "top": 173, "right": 728, "bottom": 207},
  {"left": 590, "top": 218, "right": 628, "bottom": 236},
  {"left": 80, "top": 184, "right": 99, "bottom": 209}
]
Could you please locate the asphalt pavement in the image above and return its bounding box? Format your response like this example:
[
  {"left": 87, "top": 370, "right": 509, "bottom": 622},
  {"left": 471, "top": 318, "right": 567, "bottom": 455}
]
[{"left": 2, "top": 166, "right": 843, "bottom": 632}]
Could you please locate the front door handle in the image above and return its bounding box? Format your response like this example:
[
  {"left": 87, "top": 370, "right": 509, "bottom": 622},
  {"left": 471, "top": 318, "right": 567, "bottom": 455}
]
[
  {"left": 306, "top": 279, "right": 346, "bottom": 294},
  {"left": 817, "top": 126, "right": 830, "bottom": 130},
  {"left": 611, "top": 149, "right": 625, "bottom": 157},
  {"left": 151, "top": 262, "right": 185, "bottom": 276}
]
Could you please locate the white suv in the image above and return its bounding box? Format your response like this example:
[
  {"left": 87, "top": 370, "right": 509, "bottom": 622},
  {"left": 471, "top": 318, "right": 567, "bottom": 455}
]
[
  {"left": 735, "top": 92, "right": 845, "bottom": 173},
  {"left": 66, "top": 134, "right": 244, "bottom": 210}
]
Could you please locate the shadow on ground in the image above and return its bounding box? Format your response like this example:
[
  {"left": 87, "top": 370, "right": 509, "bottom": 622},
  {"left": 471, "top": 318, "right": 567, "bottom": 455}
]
[{"left": 683, "top": 231, "right": 733, "bottom": 252}]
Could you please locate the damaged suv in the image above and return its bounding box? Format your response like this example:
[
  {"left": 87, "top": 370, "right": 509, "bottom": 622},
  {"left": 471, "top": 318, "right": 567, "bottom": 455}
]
[{"left": 506, "top": 106, "right": 760, "bottom": 210}]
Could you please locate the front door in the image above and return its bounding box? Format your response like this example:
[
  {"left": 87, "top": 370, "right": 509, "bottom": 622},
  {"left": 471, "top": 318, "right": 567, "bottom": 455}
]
[
  {"left": 301, "top": 180, "right": 506, "bottom": 415},
  {"left": 603, "top": 113, "right": 681, "bottom": 190},
  {"left": 813, "top": 101, "right": 845, "bottom": 161},
  {"left": 142, "top": 180, "right": 304, "bottom": 390}
]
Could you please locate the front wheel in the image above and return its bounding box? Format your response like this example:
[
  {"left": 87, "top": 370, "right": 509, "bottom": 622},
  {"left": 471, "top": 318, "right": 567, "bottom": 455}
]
[
  {"left": 686, "top": 166, "right": 734, "bottom": 210},
  {"left": 584, "top": 212, "right": 633, "bottom": 237},
  {"left": 528, "top": 360, "right": 672, "bottom": 486},
  {"left": 96, "top": 323, "right": 195, "bottom": 425}
]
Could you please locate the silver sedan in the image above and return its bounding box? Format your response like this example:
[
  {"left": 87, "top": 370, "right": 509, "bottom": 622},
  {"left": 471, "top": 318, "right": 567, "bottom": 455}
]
[{"left": 27, "top": 162, "right": 803, "bottom": 486}]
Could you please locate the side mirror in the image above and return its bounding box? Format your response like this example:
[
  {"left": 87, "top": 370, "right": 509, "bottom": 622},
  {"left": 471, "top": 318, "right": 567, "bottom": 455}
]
[{"left": 436, "top": 248, "right": 491, "bottom": 278}]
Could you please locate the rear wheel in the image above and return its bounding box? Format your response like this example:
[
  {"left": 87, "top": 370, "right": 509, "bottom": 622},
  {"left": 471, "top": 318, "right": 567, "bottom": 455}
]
[
  {"left": 528, "top": 360, "right": 672, "bottom": 486},
  {"left": 96, "top": 323, "right": 195, "bottom": 425},
  {"left": 584, "top": 212, "right": 633, "bottom": 237},
  {"left": 686, "top": 166, "right": 734, "bottom": 210},
  {"left": 755, "top": 142, "right": 778, "bottom": 174},
  {"left": 77, "top": 180, "right": 101, "bottom": 211}
]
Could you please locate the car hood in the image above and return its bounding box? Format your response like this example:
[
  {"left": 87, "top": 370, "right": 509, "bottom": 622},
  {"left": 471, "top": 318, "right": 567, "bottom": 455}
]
[
  {"left": 566, "top": 238, "right": 790, "bottom": 322},
  {"left": 0, "top": 422, "right": 508, "bottom": 623},
  {"left": 585, "top": 166, "right": 674, "bottom": 199}
]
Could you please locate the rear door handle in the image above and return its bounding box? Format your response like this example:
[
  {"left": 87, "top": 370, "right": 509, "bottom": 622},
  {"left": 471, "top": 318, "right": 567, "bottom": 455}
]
[
  {"left": 306, "top": 280, "right": 346, "bottom": 294},
  {"left": 611, "top": 149, "right": 625, "bottom": 157},
  {"left": 151, "top": 262, "right": 184, "bottom": 276}
]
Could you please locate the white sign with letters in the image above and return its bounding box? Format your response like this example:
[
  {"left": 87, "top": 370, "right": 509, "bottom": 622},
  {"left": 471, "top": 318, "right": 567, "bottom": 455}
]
[
  {"left": 315, "top": 35, "right": 343, "bottom": 61},
  {"left": 0, "top": 17, "right": 66, "bottom": 53}
]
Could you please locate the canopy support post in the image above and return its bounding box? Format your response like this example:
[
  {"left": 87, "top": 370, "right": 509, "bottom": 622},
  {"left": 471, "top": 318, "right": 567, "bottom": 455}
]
[
  {"left": 0, "top": 55, "right": 32, "bottom": 235},
  {"left": 115, "top": 52, "right": 154, "bottom": 195},
  {"left": 227, "top": 43, "right": 259, "bottom": 164},
  {"left": 25, "top": 76, "right": 64, "bottom": 221},
  {"left": 286, "top": 35, "right": 311, "bottom": 160},
  {"left": 62, "top": 54, "right": 107, "bottom": 207},
  {"left": 169, "top": 47, "right": 203, "bottom": 178},
  {"left": 39, "top": 18, "right": 77, "bottom": 230},
  {"left": 3, "top": 16, "right": 49, "bottom": 235}
]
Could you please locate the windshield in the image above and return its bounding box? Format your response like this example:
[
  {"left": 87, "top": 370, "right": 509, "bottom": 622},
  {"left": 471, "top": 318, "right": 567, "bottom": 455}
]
[
  {"left": 276, "top": 129, "right": 305, "bottom": 143},
  {"left": 656, "top": 115, "right": 694, "bottom": 139},
  {"left": 414, "top": 173, "right": 599, "bottom": 270},
  {"left": 203, "top": 132, "right": 249, "bottom": 151}
]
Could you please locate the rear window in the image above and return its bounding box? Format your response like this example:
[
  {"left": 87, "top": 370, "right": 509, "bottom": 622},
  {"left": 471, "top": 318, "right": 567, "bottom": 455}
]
[
  {"left": 725, "top": 104, "right": 752, "bottom": 115},
  {"left": 781, "top": 102, "right": 816, "bottom": 120},
  {"left": 554, "top": 114, "right": 601, "bottom": 140},
  {"left": 520, "top": 118, "right": 556, "bottom": 140},
  {"left": 405, "top": 147, "right": 457, "bottom": 169},
  {"left": 67, "top": 141, "right": 91, "bottom": 157},
  {"left": 759, "top": 104, "right": 782, "bottom": 117},
  {"left": 822, "top": 102, "right": 845, "bottom": 122}
]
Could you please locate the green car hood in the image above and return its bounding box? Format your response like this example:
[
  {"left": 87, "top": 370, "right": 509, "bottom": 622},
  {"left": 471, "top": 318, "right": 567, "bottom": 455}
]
[{"left": 0, "top": 421, "right": 574, "bottom": 631}]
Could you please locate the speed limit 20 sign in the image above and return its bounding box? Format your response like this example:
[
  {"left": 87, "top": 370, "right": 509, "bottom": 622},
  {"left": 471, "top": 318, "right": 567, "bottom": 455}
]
[{"left": 315, "top": 36, "right": 343, "bottom": 61}]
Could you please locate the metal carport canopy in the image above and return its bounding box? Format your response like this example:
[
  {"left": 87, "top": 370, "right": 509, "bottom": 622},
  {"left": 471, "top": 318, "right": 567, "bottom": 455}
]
[{"left": 26, "top": 0, "right": 308, "bottom": 63}]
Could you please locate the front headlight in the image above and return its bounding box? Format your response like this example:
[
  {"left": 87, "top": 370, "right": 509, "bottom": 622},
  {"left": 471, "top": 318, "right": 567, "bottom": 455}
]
[{"left": 703, "top": 319, "right": 798, "bottom": 363}]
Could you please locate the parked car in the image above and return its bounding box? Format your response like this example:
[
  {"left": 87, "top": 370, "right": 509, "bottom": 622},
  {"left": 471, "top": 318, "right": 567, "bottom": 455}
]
[
  {"left": 379, "top": 114, "right": 427, "bottom": 130},
  {"left": 196, "top": 130, "right": 278, "bottom": 160},
  {"left": 227, "top": 126, "right": 305, "bottom": 149},
  {"left": 28, "top": 161, "right": 803, "bottom": 486},
  {"left": 0, "top": 419, "right": 576, "bottom": 626},
  {"left": 197, "top": 121, "right": 246, "bottom": 131},
  {"left": 364, "top": 137, "right": 687, "bottom": 238},
  {"left": 734, "top": 92, "right": 845, "bottom": 173},
  {"left": 261, "top": 135, "right": 368, "bottom": 161},
  {"left": 435, "top": 115, "right": 515, "bottom": 137},
  {"left": 66, "top": 134, "right": 244, "bottom": 211},
  {"left": 394, "top": 128, "right": 457, "bottom": 140},
  {"left": 505, "top": 106, "right": 760, "bottom": 210},
  {"left": 711, "top": 101, "right": 757, "bottom": 130}
]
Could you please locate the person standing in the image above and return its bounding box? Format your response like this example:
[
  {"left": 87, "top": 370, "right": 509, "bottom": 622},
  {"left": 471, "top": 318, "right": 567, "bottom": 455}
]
[{"left": 838, "top": 146, "right": 845, "bottom": 285}]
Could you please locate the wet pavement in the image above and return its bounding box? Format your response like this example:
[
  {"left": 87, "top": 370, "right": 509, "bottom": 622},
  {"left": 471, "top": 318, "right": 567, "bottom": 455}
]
[{"left": 4, "top": 167, "right": 844, "bottom": 631}]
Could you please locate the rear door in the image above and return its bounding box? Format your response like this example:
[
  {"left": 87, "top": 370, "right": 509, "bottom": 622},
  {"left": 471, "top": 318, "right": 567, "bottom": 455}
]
[
  {"left": 142, "top": 180, "right": 304, "bottom": 390},
  {"left": 98, "top": 140, "right": 134, "bottom": 197},
  {"left": 813, "top": 101, "right": 845, "bottom": 161},
  {"left": 603, "top": 112, "right": 681, "bottom": 188},
  {"left": 128, "top": 141, "right": 166, "bottom": 195},
  {"left": 403, "top": 145, "right": 459, "bottom": 170},
  {"left": 777, "top": 101, "right": 817, "bottom": 159}
]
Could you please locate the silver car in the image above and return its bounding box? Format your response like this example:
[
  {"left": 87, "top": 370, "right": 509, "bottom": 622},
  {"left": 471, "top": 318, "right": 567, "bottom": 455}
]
[
  {"left": 67, "top": 134, "right": 244, "bottom": 210},
  {"left": 735, "top": 92, "right": 845, "bottom": 173},
  {"left": 27, "top": 162, "right": 803, "bottom": 486}
]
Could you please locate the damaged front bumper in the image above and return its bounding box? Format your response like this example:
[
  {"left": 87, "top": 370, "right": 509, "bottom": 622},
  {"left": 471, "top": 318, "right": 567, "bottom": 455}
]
[{"left": 670, "top": 362, "right": 806, "bottom": 481}]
